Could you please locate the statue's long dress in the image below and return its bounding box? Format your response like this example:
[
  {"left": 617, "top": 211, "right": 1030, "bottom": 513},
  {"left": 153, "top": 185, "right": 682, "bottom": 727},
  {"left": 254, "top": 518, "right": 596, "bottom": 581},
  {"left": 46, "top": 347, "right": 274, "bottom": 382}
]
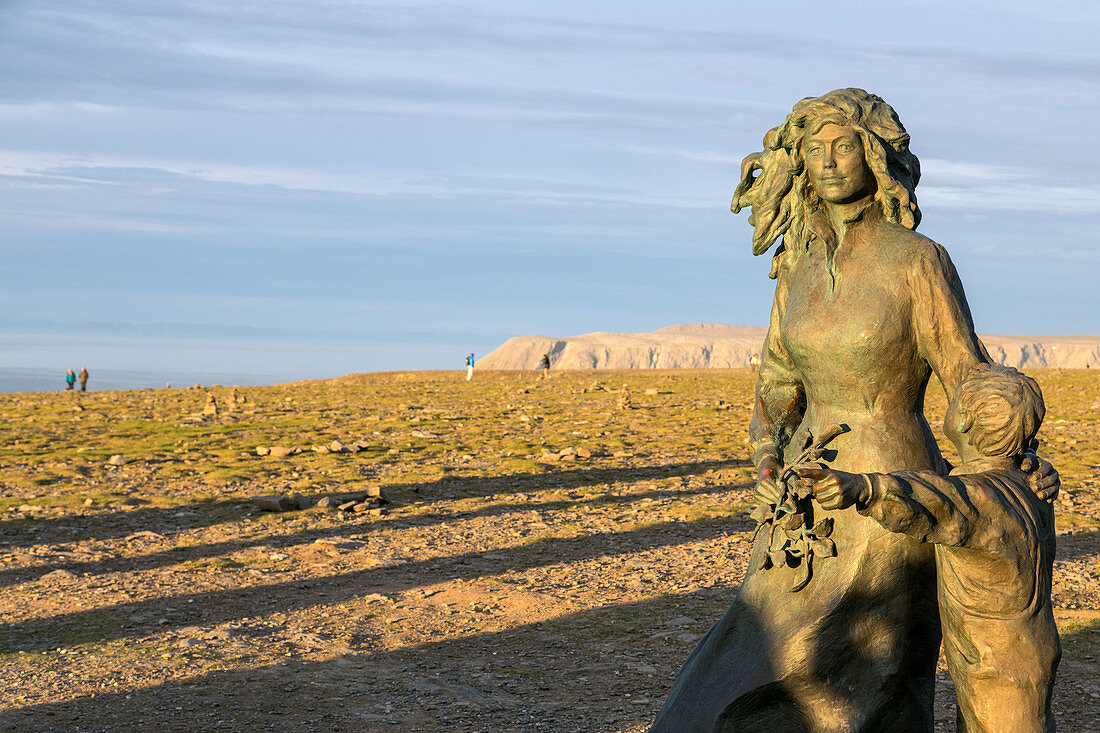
[{"left": 651, "top": 205, "right": 987, "bottom": 733}]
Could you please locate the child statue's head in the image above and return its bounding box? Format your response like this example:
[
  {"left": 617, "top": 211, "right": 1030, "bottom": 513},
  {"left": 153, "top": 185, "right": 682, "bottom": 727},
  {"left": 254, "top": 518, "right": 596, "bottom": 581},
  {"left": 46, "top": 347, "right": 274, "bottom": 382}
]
[{"left": 946, "top": 363, "right": 1044, "bottom": 459}]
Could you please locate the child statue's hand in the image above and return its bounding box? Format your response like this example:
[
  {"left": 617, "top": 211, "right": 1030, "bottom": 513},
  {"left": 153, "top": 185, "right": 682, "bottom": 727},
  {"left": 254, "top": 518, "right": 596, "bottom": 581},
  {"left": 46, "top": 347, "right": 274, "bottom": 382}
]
[
  {"left": 1021, "top": 453, "right": 1060, "bottom": 502},
  {"left": 795, "top": 466, "right": 869, "bottom": 510}
]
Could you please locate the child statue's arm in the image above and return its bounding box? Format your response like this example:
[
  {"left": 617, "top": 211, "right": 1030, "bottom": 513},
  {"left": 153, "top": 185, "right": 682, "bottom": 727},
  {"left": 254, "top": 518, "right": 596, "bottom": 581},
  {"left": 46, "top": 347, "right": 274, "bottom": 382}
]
[{"left": 797, "top": 466, "right": 980, "bottom": 547}]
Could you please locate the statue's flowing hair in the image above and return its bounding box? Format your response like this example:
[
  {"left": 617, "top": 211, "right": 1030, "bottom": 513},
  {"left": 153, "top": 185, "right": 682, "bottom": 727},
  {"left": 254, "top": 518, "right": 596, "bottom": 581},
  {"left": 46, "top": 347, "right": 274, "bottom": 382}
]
[{"left": 732, "top": 89, "right": 921, "bottom": 274}]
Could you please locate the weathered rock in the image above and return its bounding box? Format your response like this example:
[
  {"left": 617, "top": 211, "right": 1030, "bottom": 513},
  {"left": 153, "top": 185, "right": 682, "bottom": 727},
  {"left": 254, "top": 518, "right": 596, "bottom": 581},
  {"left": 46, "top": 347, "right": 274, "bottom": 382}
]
[
  {"left": 40, "top": 569, "right": 77, "bottom": 582},
  {"left": 106, "top": 454, "right": 128, "bottom": 466},
  {"left": 312, "top": 445, "right": 331, "bottom": 454},
  {"left": 267, "top": 446, "right": 295, "bottom": 458},
  {"left": 255, "top": 446, "right": 271, "bottom": 456},
  {"left": 288, "top": 493, "right": 311, "bottom": 511},
  {"left": 252, "top": 496, "right": 286, "bottom": 512},
  {"left": 329, "top": 440, "right": 349, "bottom": 453},
  {"left": 337, "top": 500, "right": 358, "bottom": 511},
  {"left": 364, "top": 486, "right": 382, "bottom": 499},
  {"left": 125, "top": 530, "right": 165, "bottom": 542},
  {"left": 315, "top": 496, "right": 339, "bottom": 509}
]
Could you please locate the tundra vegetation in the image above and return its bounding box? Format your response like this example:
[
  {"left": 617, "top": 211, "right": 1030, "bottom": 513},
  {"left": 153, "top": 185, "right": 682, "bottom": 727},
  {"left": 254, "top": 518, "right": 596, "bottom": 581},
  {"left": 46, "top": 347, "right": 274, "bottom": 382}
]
[{"left": 0, "top": 369, "right": 1096, "bottom": 731}]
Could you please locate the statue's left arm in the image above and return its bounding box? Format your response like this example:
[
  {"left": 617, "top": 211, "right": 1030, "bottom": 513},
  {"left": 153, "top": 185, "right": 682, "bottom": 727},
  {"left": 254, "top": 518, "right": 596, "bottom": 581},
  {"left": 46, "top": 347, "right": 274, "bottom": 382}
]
[{"left": 910, "top": 241, "right": 990, "bottom": 397}]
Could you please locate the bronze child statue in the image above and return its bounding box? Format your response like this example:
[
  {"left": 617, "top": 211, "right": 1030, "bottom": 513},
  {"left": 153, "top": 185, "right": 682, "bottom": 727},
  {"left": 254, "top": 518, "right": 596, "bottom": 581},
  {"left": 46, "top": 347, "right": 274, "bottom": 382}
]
[{"left": 797, "top": 363, "right": 1060, "bottom": 733}]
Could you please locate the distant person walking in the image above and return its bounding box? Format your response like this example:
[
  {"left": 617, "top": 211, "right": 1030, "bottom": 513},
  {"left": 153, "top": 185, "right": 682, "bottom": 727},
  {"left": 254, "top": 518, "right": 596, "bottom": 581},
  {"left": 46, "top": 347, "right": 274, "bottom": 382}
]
[
  {"left": 79, "top": 366, "right": 89, "bottom": 392},
  {"left": 465, "top": 353, "right": 475, "bottom": 381},
  {"left": 540, "top": 353, "right": 551, "bottom": 379},
  {"left": 748, "top": 353, "right": 761, "bottom": 373},
  {"left": 65, "top": 369, "right": 76, "bottom": 390}
]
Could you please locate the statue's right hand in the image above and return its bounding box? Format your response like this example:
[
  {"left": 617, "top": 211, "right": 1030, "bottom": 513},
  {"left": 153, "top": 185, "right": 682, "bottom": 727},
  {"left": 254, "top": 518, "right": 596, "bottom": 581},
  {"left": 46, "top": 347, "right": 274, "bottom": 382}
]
[{"left": 754, "top": 455, "right": 783, "bottom": 506}]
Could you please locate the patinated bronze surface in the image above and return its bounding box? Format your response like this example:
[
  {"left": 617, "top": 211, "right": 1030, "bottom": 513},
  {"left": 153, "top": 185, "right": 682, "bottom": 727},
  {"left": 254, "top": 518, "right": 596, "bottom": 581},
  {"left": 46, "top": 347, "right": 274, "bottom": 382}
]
[{"left": 650, "top": 90, "right": 1059, "bottom": 733}]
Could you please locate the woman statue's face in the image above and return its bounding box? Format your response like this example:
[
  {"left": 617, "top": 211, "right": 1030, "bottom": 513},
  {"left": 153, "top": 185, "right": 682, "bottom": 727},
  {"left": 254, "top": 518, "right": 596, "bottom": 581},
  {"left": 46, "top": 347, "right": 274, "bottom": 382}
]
[{"left": 803, "top": 123, "right": 876, "bottom": 205}]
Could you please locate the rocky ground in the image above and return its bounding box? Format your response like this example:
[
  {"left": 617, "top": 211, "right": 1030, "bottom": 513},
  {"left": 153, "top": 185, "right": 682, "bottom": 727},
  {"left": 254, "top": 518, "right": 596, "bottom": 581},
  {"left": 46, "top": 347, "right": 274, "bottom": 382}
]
[{"left": 0, "top": 368, "right": 1096, "bottom": 732}]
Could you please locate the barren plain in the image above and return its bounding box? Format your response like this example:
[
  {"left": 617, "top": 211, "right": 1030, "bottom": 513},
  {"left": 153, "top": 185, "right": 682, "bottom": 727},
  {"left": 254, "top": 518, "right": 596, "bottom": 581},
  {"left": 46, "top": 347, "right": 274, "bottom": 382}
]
[{"left": 0, "top": 369, "right": 1097, "bottom": 732}]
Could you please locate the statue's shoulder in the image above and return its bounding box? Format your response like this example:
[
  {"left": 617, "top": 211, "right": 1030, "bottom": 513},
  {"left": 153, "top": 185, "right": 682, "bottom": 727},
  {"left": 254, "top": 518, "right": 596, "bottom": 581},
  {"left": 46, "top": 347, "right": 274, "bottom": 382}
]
[{"left": 873, "top": 217, "right": 956, "bottom": 272}]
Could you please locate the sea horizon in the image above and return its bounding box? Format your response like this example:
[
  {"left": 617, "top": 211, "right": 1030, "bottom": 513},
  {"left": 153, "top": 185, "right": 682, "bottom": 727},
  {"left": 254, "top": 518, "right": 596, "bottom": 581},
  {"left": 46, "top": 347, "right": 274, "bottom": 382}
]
[{"left": 0, "top": 367, "right": 294, "bottom": 395}]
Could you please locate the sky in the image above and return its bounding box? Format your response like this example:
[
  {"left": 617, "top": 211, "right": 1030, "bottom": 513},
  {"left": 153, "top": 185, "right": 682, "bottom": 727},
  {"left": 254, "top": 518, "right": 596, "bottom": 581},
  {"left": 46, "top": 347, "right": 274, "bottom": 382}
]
[{"left": 1, "top": 0, "right": 1098, "bottom": 385}]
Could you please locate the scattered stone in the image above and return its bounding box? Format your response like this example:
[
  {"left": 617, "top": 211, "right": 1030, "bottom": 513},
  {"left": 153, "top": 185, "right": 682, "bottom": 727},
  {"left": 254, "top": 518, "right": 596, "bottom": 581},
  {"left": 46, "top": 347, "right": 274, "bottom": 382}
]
[
  {"left": 313, "top": 538, "right": 366, "bottom": 551},
  {"left": 125, "top": 531, "right": 165, "bottom": 542},
  {"left": 40, "top": 569, "right": 77, "bottom": 582},
  {"left": 177, "top": 638, "right": 201, "bottom": 649},
  {"left": 644, "top": 388, "right": 659, "bottom": 396},
  {"left": 575, "top": 447, "right": 592, "bottom": 459},
  {"left": 364, "top": 486, "right": 382, "bottom": 499},
  {"left": 268, "top": 552, "right": 289, "bottom": 561},
  {"left": 329, "top": 440, "right": 349, "bottom": 453},
  {"left": 337, "top": 500, "right": 359, "bottom": 511},
  {"left": 361, "top": 593, "right": 391, "bottom": 603},
  {"left": 83, "top": 498, "right": 95, "bottom": 507},
  {"left": 106, "top": 454, "right": 128, "bottom": 467},
  {"left": 352, "top": 502, "right": 373, "bottom": 513},
  {"left": 255, "top": 446, "right": 271, "bottom": 456},
  {"left": 665, "top": 616, "right": 696, "bottom": 627},
  {"left": 312, "top": 445, "right": 331, "bottom": 454},
  {"left": 315, "top": 496, "right": 339, "bottom": 509},
  {"left": 285, "top": 492, "right": 311, "bottom": 511},
  {"left": 252, "top": 496, "right": 287, "bottom": 512},
  {"left": 267, "top": 446, "right": 296, "bottom": 458}
]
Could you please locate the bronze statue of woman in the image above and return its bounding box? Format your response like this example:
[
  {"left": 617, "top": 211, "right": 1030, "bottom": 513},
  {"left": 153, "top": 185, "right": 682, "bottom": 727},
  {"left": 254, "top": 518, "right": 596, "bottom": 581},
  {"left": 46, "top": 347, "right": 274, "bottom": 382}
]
[{"left": 651, "top": 89, "right": 990, "bottom": 732}]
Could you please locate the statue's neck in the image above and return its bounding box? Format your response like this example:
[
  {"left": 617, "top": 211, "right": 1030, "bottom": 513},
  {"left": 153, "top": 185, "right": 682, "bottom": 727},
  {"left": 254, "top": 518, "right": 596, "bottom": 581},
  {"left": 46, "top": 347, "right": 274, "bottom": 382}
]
[
  {"left": 950, "top": 453, "right": 1017, "bottom": 474},
  {"left": 824, "top": 194, "right": 877, "bottom": 241}
]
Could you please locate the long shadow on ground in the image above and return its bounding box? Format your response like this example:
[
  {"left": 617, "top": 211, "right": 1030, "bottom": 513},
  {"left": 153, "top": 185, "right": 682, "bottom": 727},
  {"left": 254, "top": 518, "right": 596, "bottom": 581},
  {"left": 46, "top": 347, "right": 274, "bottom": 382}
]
[
  {"left": 0, "top": 589, "right": 736, "bottom": 733},
  {"left": 0, "top": 458, "right": 749, "bottom": 588},
  {"left": 383, "top": 457, "right": 750, "bottom": 502},
  {"left": 0, "top": 512, "right": 755, "bottom": 652},
  {"left": 5, "top": 594, "right": 1095, "bottom": 733}
]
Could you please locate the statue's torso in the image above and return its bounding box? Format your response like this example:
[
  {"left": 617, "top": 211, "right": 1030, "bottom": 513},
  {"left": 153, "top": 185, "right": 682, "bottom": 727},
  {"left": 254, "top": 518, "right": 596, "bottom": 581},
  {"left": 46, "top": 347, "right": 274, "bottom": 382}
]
[{"left": 780, "top": 215, "right": 945, "bottom": 474}]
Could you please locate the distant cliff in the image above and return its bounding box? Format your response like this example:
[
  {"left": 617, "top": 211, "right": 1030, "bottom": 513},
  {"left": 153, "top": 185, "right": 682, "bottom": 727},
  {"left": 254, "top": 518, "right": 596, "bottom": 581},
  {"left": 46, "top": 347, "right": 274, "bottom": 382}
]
[{"left": 478, "top": 324, "right": 1100, "bottom": 370}]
